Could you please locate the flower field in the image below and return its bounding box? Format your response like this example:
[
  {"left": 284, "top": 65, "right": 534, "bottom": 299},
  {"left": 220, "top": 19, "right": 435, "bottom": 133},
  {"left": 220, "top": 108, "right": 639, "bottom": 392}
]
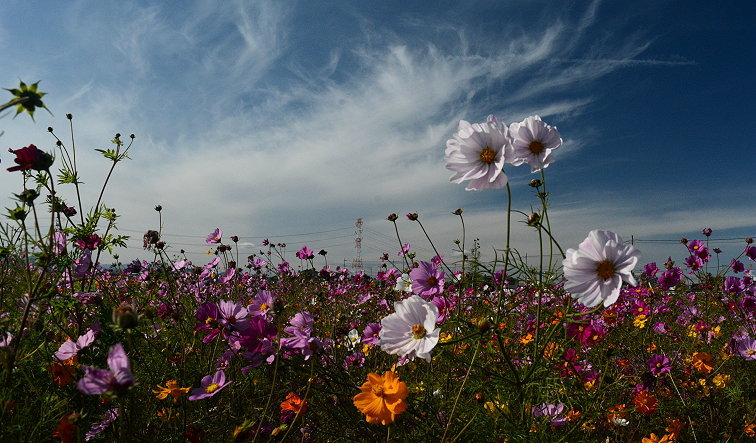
[{"left": 1, "top": 83, "right": 754, "bottom": 442}]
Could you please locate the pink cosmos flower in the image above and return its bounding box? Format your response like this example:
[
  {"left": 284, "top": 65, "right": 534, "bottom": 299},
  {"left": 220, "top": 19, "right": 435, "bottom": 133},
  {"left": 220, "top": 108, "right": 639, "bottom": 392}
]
[
  {"left": 54, "top": 325, "right": 99, "bottom": 362},
  {"left": 509, "top": 115, "right": 562, "bottom": 173},
  {"left": 409, "top": 261, "right": 445, "bottom": 299},
  {"left": 445, "top": 115, "right": 514, "bottom": 191},
  {"left": 205, "top": 228, "right": 222, "bottom": 245},
  {"left": 249, "top": 290, "right": 276, "bottom": 320},
  {"left": 77, "top": 343, "right": 134, "bottom": 395},
  {"left": 296, "top": 246, "right": 314, "bottom": 260},
  {"left": 398, "top": 243, "right": 410, "bottom": 256},
  {"left": 188, "top": 370, "right": 231, "bottom": 400}
]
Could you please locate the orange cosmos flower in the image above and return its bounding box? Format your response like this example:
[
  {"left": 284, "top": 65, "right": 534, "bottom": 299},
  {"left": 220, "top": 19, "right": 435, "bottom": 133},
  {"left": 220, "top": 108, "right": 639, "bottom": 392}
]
[
  {"left": 153, "top": 380, "right": 191, "bottom": 402},
  {"left": 280, "top": 392, "right": 308, "bottom": 416},
  {"left": 633, "top": 391, "right": 658, "bottom": 415},
  {"left": 47, "top": 356, "right": 78, "bottom": 387},
  {"left": 690, "top": 352, "right": 713, "bottom": 374},
  {"left": 353, "top": 371, "right": 408, "bottom": 425},
  {"left": 642, "top": 433, "right": 673, "bottom": 443}
]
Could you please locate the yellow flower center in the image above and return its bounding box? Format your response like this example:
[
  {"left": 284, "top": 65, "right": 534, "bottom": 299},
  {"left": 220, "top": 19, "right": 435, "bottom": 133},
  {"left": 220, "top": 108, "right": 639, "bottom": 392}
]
[
  {"left": 748, "top": 349, "right": 755, "bottom": 355},
  {"left": 259, "top": 303, "right": 269, "bottom": 311},
  {"left": 596, "top": 259, "right": 616, "bottom": 280},
  {"left": 528, "top": 140, "right": 545, "bottom": 155},
  {"left": 412, "top": 324, "right": 427, "bottom": 339},
  {"left": 205, "top": 317, "right": 214, "bottom": 324},
  {"left": 205, "top": 383, "right": 220, "bottom": 393},
  {"left": 479, "top": 147, "right": 496, "bottom": 164}
]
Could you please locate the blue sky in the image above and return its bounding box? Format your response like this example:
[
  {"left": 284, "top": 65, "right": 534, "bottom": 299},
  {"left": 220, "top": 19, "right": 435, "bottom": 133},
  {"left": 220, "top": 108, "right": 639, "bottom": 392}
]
[{"left": 1, "top": 0, "right": 754, "bottom": 273}]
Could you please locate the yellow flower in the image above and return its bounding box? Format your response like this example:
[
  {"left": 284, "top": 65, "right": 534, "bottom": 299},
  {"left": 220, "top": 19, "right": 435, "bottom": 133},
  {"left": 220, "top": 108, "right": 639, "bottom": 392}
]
[
  {"left": 153, "top": 380, "right": 190, "bottom": 402},
  {"left": 439, "top": 332, "right": 453, "bottom": 343},
  {"left": 712, "top": 373, "right": 731, "bottom": 388},
  {"left": 634, "top": 315, "right": 648, "bottom": 328},
  {"left": 519, "top": 333, "right": 534, "bottom": 345},
  {"left": 353, "top": 371, "right": 408, "bottom": 425}
]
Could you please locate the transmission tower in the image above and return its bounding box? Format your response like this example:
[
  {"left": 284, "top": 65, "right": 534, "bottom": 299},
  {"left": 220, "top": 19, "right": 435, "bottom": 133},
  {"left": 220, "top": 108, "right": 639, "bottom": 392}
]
[{"left": 352, "top": 218, "right": 363, "bottom": 271}]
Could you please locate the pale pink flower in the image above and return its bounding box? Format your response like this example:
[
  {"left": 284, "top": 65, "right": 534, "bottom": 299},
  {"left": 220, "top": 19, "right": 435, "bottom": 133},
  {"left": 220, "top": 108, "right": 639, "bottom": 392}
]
[{"left": 445, "top": 115, "right": 514, "bottom": 191}]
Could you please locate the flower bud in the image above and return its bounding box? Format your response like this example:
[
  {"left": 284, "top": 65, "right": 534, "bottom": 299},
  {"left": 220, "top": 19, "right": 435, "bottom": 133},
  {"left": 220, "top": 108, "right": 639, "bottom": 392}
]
[
  {"left": 746, "top": 237, "right": 753, "bottom": 244},
  {"left": 680, "top": 237, "right": 688, "bottom": 245},
  {"left": 529, "top": 179, "right": 542, "bottom": 188},
  {"left": 387, "top": 213, "right": 398, "bottom": 222},
  {"left": 527, "top": 212, "right": 540, "bottom": 226},
  {"left": 66, "top": 113, "right": 73, "bottom": 120},
  {"left": 477, "top": 318, "right": 492, "bottom": 334},
  {"left": 230, "top": 236, "right": 239, "bottom": 243},
  {"left": 406, "top": 213, "right": 419, "bottom": 221},
  {"left": 702, "top": 228, "right": 712, "bottom": 237},
  {"left": 452, "top": 208, "right": 463, "bottom": 215}
]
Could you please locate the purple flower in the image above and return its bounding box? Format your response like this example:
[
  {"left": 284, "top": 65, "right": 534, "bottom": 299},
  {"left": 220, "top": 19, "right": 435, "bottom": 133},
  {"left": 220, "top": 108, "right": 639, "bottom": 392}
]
[
  {"left": 249, "top": 290, "right": 276, "bottom": 320},
  {"left": 702, "top": 228, "right": 713, "bottom": 237},
  {"left": 188, "top": 370, "right": 231, "bottom": 400},
  {"left": 653, "top": 322, "right": 668, "bottom": 334},
  {"left": 685, "top": 255, "right": 703, "bottom": 271},
  {"left": 687, "top": 240, "right": 710, "bottom": 262},
  {"left": 85, "top": 408, "right": 118, "bottom": 441},
  {"left": 205, "top": 228, "right": 222, "bottom": 245},
  {"left": 643, "top": 262, "right": 660, "bottom": 278},
  {"left": 409, "top": 261, "right": 445, "bottom": 299},
  {"left": 746, "top": 245, "right": 756, "bottom": 261},
  {"left": 532, "top": 403, "right": 567, "bottom": 426},
  {"left": 53, "top": 231, "right": 67, "bottom": 256},
  {"left": 731, "top": 259, "right": 745, "bottom": 273},
  {"left": 361, "top": 323, "right": 382, "bottom": 345},
  {"left": 735, "top": 337, "right": 756, "bottom": 360},
  {"left": 281, "top": 312, "right": 321, "bottom": 359},
  {"left": 77, "top": 343, "right": 134, "bottom": 395},
  {"left": 195, "top": 302, "right": 222, "bottom": 343},
  {"left": 724, "top": 276, "right": 744, "bottom": 295},
  {"left": 431, "top": 296, "right": 452, "bottom": 323},
  {"left": 647, "top": 354, "right": 672, "bottom": 376},
  {"left": 251, "top": 257, "right": 267, "bottom": 269},
  {"left": 239, "top": 317, "right": 277, "bottom": 357},
  {"left": 218, "top": 300, "right": 251, "bottom": 332},
  {"left": 397, "top": 243, "right": 410, "bottom": 256},
  {"left": 658, "top": 268, "right": 682, "bottom": 290}
]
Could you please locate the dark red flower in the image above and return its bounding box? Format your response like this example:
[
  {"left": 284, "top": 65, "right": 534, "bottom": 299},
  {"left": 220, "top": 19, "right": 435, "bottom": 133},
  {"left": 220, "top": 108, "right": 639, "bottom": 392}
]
[{"left": 7, "top": 144, "right": 53, "bottom": 172}]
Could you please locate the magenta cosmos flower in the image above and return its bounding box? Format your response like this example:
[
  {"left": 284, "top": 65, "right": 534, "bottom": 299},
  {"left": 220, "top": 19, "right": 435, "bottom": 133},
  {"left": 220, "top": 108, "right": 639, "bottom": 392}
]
[
  {"left": 409, "top": 261, "right": 445, "bottom": 299},
  {"left": 205, "top": 228, "right": 222, "bottom": 245},
  {"left": 647, "top": 354, "right": 672, "bottom": 376},
  {"left": 188, "top": 370, "right": 231, "bottom": 400},
  {"left": 296, "top": 246, "right": 314, "bottom": 260},
  {"left": 509, "top": 115, "right": 562, "bottom": 173},
  {"left": 562, "top": 230, "right": 640, "bottom": 308},
  {"left": 77, "top": 343, "right": 134, "bottom": 395},
  {"left": 444, "top": 115, "right": 514, "bottom": 191}
]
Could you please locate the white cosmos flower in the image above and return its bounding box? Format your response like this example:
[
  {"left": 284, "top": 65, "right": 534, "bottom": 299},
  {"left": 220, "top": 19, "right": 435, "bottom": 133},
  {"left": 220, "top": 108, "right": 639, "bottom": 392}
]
[
  {"left": 509, "top": 115, "right": 562, "bottom": 173},
  {"left": 379, "top": 295, "right": 440, "bottom": 362},
  {"left": 394, "top": 273, "right": 413, "bottom": 292},
  {"left": 445, "top": 115, "right": 514, "bottom": 191},
  {"left": 562, "top": 230, "right": 640, "bottom": 308}
]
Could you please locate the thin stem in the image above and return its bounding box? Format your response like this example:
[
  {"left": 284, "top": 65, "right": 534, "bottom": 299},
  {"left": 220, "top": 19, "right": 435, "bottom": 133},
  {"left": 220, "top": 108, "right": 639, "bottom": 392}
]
[
  {"left": 441, "top": 342, "right": 480, "bottom": 442},
  {"left": 391, "top": 220, "right": 411, "bottom": 270}
]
